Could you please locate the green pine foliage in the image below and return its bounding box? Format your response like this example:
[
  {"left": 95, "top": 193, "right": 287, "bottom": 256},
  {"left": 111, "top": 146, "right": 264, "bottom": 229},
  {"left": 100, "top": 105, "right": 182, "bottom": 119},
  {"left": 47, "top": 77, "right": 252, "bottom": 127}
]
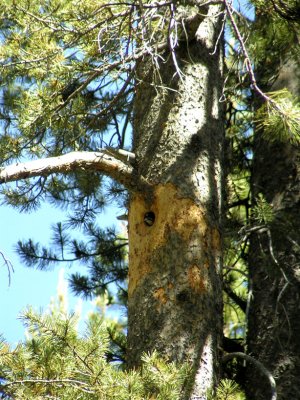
[
  {"left": 0, "top": 0, "right": 134, "bottom": 302},
  {"left": 1, "top": 0, "right": 300, "bottom": 398},
  {"left": 251, "top": 193, "right": 274, "bottom": 224},
  {"left": 16, "top": 222, "right": 128, "bottom": 299},
  {"left": 209, "top": 379, "right": 246, "bottom": 400},
  {"left": 222, "top": 4, "right": 299, "bottom": 397},
  {"left": 0, "top": 296, "right": 191, "bottom": 400},
  {"left": 256, "top": 89, "right": 300, "bottom": 143}
]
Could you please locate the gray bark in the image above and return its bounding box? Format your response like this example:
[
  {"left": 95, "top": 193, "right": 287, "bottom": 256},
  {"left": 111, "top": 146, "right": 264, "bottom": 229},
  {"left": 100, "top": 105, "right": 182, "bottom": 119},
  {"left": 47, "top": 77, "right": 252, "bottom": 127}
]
[{"left": 127, "top": 4, "right": 225, "bottom": 398}]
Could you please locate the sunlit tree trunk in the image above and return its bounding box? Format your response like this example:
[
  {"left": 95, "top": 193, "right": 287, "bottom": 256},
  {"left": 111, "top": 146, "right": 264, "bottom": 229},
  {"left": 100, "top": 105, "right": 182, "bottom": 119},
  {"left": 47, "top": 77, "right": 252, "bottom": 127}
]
[
  {"left": 127, "top": 4, "right": 225, "bottom": 398},
  {"left": 247, "top": 35, "right": 300, "bottom": 400}
]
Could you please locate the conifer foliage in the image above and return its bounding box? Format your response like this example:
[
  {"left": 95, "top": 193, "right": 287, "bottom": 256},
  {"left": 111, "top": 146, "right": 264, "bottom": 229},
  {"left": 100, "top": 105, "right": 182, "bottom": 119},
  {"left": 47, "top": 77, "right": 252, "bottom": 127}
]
[
  {"left": 0, "top": 296, "right": 190, "bottom": 399},
  {"left": 0, "top": 0, "right": 300, "bottom": 398},
  {"left": 0, "top": 0, "right": 135, "bottom": 299}
]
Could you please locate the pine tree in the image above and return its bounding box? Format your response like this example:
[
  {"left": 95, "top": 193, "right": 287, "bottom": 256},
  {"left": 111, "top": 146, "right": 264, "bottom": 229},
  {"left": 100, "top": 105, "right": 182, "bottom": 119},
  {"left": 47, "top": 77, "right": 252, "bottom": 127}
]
[
  {"left": 1, "top": 0, "right": 300, "bottom": 398},
  {"left": 219, "top": 1, "right": 300, "bottom": 398},
  {"left": 0, "top": 291, "right": 191, "bottom": 399},
  {"left": 245, "top": 2, "right": 300, "bottom": 399},
  {"left": 0, "top": 1, "right": 225, "bottom": 397}
]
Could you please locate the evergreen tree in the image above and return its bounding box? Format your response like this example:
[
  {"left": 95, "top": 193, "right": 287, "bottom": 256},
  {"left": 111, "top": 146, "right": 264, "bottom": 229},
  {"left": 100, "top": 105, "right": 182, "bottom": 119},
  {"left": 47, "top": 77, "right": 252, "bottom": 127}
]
[
  {"left": 0, "top": 285, "right": 245, "bottom": 399},
  {"left": 221, "top": 1, "right": 300, "bottom": 398},
  {"left": 0, "top": 291, "right": 191, "bottom": 399},
  {"left": 245, "top": 2, "right": 300, "bottom": 399},
  {"left": 0, "top": 1, "right": 225, "bottom": 397},
  {"left": 0, "top": 0, "right": 299, "bottom": 398}
]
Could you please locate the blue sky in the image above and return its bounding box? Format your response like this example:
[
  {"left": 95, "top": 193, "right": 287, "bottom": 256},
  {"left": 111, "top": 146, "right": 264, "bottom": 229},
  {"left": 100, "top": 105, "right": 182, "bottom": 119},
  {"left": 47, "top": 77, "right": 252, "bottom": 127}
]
[{"left": 0, "top": 201, "right": 122, "bottom": 344}]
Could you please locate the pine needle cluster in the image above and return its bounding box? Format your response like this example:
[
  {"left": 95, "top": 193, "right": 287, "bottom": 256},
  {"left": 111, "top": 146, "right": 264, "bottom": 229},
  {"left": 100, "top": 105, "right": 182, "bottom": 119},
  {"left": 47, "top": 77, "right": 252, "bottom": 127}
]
[
  {"left": 256, "top": 89, "right": 300, "bottom": 143},
  {"left": 0, "top": 300, "right": 190, "bottom": 400}
]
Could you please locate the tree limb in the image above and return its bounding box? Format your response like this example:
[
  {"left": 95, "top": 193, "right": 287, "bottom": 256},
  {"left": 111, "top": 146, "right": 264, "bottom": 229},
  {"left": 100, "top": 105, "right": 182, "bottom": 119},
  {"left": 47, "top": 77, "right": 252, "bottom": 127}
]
[
  {"left": 0, "top": 249, "right": 14, "bottom": 286},
  {"left": 0, "top": 151, "right": 142, "bottom": 191},
  {"left": 2, "top": 378, "right": 95, "bottom": 394},
  {"left": 223, "top": 283, "right": 247, "bottom": 313},
  {"left": 222, "top": 352, "right": 277, "bottom": 400}
]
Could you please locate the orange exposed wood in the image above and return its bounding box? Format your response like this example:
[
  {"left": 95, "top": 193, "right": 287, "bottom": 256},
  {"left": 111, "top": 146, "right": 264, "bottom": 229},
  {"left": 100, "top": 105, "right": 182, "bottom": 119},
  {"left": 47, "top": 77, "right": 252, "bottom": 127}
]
[
  {"left": 188, "top": 265, "right": 206, "bottom": 293},
  {"left": 128, "top": 183, "right": 208, "bottom": 296},
  {"left": 153, "top": 287, "right": 168, "bottom": 306}
]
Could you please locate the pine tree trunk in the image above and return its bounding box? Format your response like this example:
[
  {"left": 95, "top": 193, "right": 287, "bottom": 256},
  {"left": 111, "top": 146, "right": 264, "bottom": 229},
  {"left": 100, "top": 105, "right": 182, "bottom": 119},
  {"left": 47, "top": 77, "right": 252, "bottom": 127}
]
[
  {"left": 246, "top": 44, "right": 300, "bottom": 400},
  {"left": 127, "top": 4, "right": 225, "bottom": 398}
]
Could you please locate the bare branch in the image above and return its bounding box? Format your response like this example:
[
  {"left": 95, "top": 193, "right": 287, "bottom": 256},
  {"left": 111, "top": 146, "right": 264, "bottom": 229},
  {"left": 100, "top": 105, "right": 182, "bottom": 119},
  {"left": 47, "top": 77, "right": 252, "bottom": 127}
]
[
  {"left": 0, "top": 250, "right": 14, "bottom": 286},
  {"left": 223, "top": 0, "right": 285, "bottom": 114},
  {"left": 0, "top": 151, "right": 142, "bottom": 191}
]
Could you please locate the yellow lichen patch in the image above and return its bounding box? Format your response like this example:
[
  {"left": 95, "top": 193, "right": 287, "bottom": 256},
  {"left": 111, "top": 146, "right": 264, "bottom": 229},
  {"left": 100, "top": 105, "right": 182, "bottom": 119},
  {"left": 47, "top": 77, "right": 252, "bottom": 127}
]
[
  {"left": 128, "top": 183, "right": 208, "bottom": 297},
  {"left": 187, "top": 265, "right": 206, "bottom": 293}
]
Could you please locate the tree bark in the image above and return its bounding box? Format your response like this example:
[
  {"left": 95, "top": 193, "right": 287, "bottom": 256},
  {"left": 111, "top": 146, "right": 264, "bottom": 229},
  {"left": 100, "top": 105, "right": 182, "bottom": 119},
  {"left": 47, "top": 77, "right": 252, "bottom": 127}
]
[
  {"left": 246, "top": 35, "right": 300, "bottom": 400},
  {"left": 127, "top": 4, "right": 225, "bottom": 398},
  {"left": 0, "top": 3, "right": 225, "bottom": 397}
]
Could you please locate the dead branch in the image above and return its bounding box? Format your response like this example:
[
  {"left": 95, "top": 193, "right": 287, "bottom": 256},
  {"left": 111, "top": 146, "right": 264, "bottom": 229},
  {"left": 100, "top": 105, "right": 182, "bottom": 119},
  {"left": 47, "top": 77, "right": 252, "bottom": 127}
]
[
  {"left": 0, "top": 250, "right": 14, "bottom": 286},
  {"left": 223, "top": 0, "right": 288, "bottom": 118},
  {"left": 0, "top": 151, "right": 142, "bottom": 191}
]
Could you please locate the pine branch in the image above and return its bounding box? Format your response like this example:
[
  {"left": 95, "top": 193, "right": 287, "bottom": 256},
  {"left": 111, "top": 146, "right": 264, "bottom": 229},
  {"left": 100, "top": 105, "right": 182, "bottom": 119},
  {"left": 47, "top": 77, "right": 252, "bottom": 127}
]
[
  {"left": 223, "top": 283, "right": 247, "bottom": 313},
  {"left": 2, "top": 377, "right": 93, "bottom": 391},
  {"left": 0, "top": 151, "right": 144, "bottom": 191}
]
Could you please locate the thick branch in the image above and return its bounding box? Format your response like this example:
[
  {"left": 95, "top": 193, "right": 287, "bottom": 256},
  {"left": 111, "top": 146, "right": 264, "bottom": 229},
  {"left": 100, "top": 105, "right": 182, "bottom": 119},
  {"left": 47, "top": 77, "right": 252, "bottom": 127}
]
[
  {"left": 222, "top": 352, "right": 277, "bottom": 400},
  {"left": 0, "top": 151, "right": 140, "bottom": 190}
]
